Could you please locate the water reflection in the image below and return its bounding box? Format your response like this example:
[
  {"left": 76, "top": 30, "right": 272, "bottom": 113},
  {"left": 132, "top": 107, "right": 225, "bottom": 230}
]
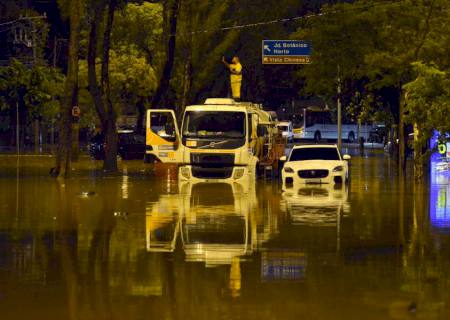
[
  {"left": 179, "top": 182, "right": 252, "bottom": 267},
  {"left": 2, "top": 155, "right": 450, "bottom": 319},
  {"left": 430, "top": 167, "right": 450, "bottom": 230},
  {"left": 281, "top": 185, "right": 349, "bottom": 226}
]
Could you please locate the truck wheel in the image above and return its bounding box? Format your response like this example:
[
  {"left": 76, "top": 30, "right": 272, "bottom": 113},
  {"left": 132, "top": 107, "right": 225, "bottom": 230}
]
[
  {"left": 348, "top": 132, "right": 355, "bottom": 143},
  {"left": 314, "top": 131, "right": 321, "bottom": 143}
]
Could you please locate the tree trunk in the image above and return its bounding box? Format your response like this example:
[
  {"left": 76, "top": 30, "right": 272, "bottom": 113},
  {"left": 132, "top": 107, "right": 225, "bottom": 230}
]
[
  {"left": 152, "top": 0, "right": 181, "bottom": 109},
  {"left": 9, "top": 102, "right": 16, "bottom": 147},
  {"left": 136, "top": 97, "right": 146, "bottom": 134},
  {"left": 87, "top": 0, "right": 118, "bottom": 174},
  {"left": 398, "top": 92, "right": 406, "bottom": 173},
  {"left": 179, "top": 0, "right": 193, "bottom": 114},
  {"left": 34, "top": 118, "right": 40, "bottom": 154},
  {"left": 180, "top": 51, "right": 192, "bottom": 114},
  {"left": 52, "top": 0, "right": 82, "bottom": 178},
  {"left": 101, "top": 0, "right": 118, "bottom": 173}
]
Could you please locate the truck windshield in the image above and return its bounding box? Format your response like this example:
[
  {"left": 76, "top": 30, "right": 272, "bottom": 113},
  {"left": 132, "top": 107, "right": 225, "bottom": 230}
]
[
  {"left": 290, "top": 147, "right": 340, "bottom": 161},
  {"left": 182, "top": 111, "right": 246, "bottom": 138}
]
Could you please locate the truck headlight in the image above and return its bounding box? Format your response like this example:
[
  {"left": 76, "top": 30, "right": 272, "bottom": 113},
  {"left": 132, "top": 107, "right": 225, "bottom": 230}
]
[
  {"left": 234, "top": 168, "right": 245, "bottom": 179},
  {"left": 180, "top": 167, "right": 190, "bottom": 179},
  {"left": 333, "top": 166, "right": 343, "bottom": 172},
  {"left": 284, "top": 167, "right": 294, "bottom": 173}
]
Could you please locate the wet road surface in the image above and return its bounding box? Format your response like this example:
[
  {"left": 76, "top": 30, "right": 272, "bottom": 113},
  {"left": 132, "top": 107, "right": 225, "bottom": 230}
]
[{"left": 0, "top": 151, "right": 449, "bottom": 319}]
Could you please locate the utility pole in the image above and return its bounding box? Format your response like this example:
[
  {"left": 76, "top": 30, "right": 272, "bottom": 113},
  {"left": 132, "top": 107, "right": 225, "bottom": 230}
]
[
  {"left": 8, "top": 14, "right": 47, "bottom": 154},
  {"left": 31, "top": 19, "right": 40, "bottom": 154},
  {"left": 337, "top": 65, "right": 342, "bottom": 151}
]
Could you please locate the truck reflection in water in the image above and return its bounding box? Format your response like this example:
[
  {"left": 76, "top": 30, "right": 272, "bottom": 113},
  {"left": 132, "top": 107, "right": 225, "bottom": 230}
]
[
  {"left": 145, "top": 180, "right": 257, "bottom": 262},
  {"left": 145, "top": 179, "right": 263, "bottom": 298},
  {"left": 179, "top": 182, "right": 252, "bottom": 267}
]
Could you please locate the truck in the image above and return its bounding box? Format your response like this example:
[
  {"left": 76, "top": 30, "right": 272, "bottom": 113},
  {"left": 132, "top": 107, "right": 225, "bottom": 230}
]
[{"left": 145, "top": 98, "right": 282, "bottom": 181}]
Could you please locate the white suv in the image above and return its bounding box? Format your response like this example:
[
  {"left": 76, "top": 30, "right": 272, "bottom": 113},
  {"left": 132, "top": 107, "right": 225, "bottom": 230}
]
[{"left": 281, "top": 144, "right": 351, "bottom": 186}]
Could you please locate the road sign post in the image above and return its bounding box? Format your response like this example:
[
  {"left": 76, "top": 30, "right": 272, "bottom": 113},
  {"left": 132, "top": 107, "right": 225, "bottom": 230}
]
[{"left": 262, "top": 40, "right": 311, "bottom": 64}]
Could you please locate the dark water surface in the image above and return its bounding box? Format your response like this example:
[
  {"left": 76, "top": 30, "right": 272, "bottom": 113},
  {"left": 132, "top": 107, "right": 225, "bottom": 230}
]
[{"left": 0, "top": 152, "right": 449, "bottom": 319}]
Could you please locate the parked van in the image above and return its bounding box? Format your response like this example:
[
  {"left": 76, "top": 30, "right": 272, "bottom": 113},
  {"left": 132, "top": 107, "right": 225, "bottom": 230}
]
[{"left": 276, "top": 121, "right": 294, "bottom": 142}]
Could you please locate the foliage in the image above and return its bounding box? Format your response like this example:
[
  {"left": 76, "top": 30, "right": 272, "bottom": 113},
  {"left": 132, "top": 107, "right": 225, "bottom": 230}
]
[
  {"left": 0, "top": 59, "right": 64, "bottom": 122},
  {"left": 172, "top": 0, "right": 306, "bottom": 106},
  {"left": 293, "top": 0, "right": 450, "bottom": 125},
  {"left": 112, "top": 2, "right": 163, "bottom": 67},
  {"left": 78, "top": 46, "right": 157, "bottom": 127},
  {"left": 404, "top": 62, "right": 450, "bottom": 151}
]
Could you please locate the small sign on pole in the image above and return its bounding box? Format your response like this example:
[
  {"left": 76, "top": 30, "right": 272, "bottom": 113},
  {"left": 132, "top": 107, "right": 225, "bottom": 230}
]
[
  {"left": 72, "top": 106, "right": 80, "bottom": 117},
  {"left": 262, "top": 40, "right": 312, "bottom": 65}
]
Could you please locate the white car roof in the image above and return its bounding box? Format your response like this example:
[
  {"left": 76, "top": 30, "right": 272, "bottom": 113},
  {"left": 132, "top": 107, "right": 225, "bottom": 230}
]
[{"left": 292, "top": 144, "right": 338, "bottom": 150}]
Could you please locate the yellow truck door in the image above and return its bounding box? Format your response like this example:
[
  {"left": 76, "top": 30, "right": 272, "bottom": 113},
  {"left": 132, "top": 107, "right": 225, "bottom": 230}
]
[{"left": 145, "top": 109, "right": 183, "bottom": 163}]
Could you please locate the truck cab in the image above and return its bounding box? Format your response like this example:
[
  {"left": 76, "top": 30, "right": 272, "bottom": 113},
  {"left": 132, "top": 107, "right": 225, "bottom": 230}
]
[{"left": 145, "top": 98, "right": 277, "bottom": 182}]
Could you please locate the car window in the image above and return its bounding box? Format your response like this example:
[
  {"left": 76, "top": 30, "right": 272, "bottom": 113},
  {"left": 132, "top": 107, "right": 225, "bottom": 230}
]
[
  {"left": 134, "top": 135, "right": 145, "bottom": 143},
  {"left": 119, "top": 134, "right": 133, "bottom": 143},
  {"left": 289, "top": 147, "right": 340, "bottom": 161}
]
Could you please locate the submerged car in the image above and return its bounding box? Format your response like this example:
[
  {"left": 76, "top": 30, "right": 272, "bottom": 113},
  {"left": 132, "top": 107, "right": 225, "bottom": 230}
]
[
  {"left": 368, "top": 125, "right": 387, "bottom": 144},
  {"left": 88, "top": 130, "right": 145, "bottom": 160},
  {"left": 281, "top": 144, "right": 351, "bottom": 186}
]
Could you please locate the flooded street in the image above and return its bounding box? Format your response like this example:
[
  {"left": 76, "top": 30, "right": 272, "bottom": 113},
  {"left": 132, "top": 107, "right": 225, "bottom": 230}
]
[{"left": 0, "top": 151, "right": 449, "bottom": 319}]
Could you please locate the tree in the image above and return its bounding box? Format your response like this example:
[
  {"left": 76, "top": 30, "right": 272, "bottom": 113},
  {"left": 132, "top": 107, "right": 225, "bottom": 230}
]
[
  {"left": 292, "top": 0, "right": 450, "bottom": 173},
  {"left": 112, "top": 2, "right": 163, "bottom": 66},
  {"left": 111, "top": 2, "right": 162, "bottom": 130},
  {"left": 0, "top": 59, "right": 64, "bottom": 147},
  {"left": 78, "top": 47, "right": 157, "bottom": 132},
  {"left": 87, "top": 0, "right": 119, "bottom": 173},
  {"left": 404, "top": 63, "right": 450, "bottom": 180},
  {"left": 173, "top": 0, "right": 309, "bottom": 108},
  {"left": 52, "top": 0, "right": 83, "bottom": 178},
  {"left": 151, "top": 0, "right": 181, "bottom": 109}
]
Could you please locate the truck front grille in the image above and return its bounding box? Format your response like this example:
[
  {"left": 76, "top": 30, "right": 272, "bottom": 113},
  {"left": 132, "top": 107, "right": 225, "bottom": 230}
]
[
  {"left": 190, "top": 153, "right": 235, "bottom": 168},
  {"left": 191, "top": 166, "right": 233, "bottom": 179}
]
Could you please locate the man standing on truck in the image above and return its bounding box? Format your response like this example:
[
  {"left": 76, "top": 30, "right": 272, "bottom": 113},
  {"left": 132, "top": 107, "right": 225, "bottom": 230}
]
[{"left": 222, "top": 56, "right": 242, "bottom": 101}]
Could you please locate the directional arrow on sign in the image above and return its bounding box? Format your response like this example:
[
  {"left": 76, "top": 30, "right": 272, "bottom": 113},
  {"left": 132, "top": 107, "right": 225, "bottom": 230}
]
[{"left": 264, "top": 45, "right": 271, "bottom": 53}]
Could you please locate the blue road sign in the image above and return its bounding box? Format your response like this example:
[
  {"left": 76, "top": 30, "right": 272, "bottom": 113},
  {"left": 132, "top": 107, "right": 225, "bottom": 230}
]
[{"left": 262, "top": 40, "right": 311, "bottom": 64}]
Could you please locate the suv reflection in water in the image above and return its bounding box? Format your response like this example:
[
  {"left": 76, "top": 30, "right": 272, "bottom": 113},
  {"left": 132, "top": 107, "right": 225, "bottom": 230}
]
[{"left": 281, "top": 184, "right": 350, "bottom": 227}]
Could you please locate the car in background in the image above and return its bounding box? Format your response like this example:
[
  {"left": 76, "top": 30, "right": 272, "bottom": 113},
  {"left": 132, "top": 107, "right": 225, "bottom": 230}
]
[
  {"left": 368, "top": 125, "right": 387, "bottom": 144},
  {"left": 276, "top": 121, "right": 294, "bottom": 142},
  {"left": 88, "top": 130, "right": 145, "bottom": 160},
  {"left": 281, "top": 144, "right": 350, "bottom": 186}
]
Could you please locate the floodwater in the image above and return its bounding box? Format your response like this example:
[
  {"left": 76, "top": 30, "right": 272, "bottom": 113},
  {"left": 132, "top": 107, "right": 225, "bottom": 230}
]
[{"left": 0, "top": 151, "right": 449, "bottom": 320}]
